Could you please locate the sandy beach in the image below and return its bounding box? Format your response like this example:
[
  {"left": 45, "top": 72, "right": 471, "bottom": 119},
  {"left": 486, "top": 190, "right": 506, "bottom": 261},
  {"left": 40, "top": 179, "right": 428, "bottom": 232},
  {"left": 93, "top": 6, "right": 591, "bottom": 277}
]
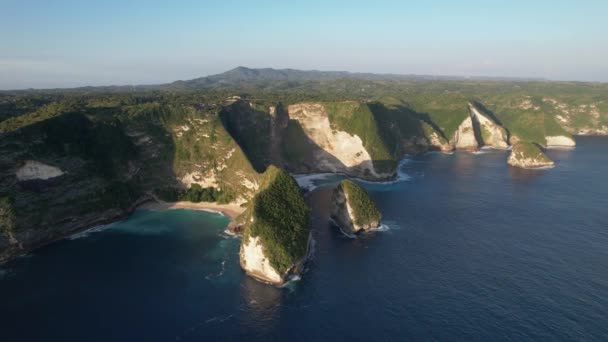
[{"left": 139, "top": 199, "right": 245, "bottom": 218}]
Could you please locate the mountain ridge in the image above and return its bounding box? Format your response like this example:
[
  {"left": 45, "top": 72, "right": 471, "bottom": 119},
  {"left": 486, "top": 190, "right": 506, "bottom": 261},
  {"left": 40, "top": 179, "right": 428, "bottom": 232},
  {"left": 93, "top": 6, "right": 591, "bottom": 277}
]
[{"left": 0, "top": 66, "right": 551, "bottom": 93}]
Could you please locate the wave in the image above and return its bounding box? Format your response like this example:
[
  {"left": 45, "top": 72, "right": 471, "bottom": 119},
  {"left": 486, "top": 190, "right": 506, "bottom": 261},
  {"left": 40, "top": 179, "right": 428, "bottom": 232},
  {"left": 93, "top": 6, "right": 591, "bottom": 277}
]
[
  {"left": 374, "top": 223, "right": 391, "bottom": 232},
  {"left": 205, "top": 260, "right": 227, "bottom": 280},
  {"left": 295, "top": 157, "right": 413, "bottom": 191},
  {"left": 281, "top": 274, "right": 302, "bottom": 289},
  {"left": 546, "top": 146, "right": 575, "bottom": 150},
  {"left": 355, "top": 158, "right": 412, "bottom": 185},
  {"left": 379, "top": 220, "right": 401, "bottom": 230},
  {"left": 205, "top": 313, "right": 234, "bottom": 324},
  {"left": 294, "top": 173, "right": 340, "bottom": 192},
  {"left": 67, "top": 224, "right": 113, "bottom": 240},
  {"left": 329, "top": 218, "right": 357, "bottom": 239},
  {"left": 220, "top": 229, "right": 240, "bottom": 239},
  {"left": 529, "top": 165, "right": 556, "bottom": 170}
]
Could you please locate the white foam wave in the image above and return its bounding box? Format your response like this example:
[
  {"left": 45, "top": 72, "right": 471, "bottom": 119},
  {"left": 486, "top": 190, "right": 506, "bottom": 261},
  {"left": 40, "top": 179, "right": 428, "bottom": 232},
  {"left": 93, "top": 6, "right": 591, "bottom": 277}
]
[
  {"left": 281, "top": 275, "right": 302, "bottom": 289},
  {"left": 528, "top": 165, "right": 555, "bottom": 170},
  {"left": 294, "top": 157, "right": 413, "bottom": 191},
  {"left": 328, "top": 218, "right": 357, "bottom": 239},
  {"left": 374, "top": 223, "right": 391, "bottom": 232},
  {"left": 205, "top": 314, "right": 234, "bottom": 324},
  {"left": 205, "top": 260, "right": 227, "bottom": 280},
  {"left": 294, "top": 173, "right": 338, "bottom": 191},
  {"left": 67, "top": 224, "right": 113, "bottom": 240},
  {"left": 220, "top": 229, "right": 240, "bottom": 239},
  {"left": 546, "top": 146, "right": 575, "bottom": 150}
]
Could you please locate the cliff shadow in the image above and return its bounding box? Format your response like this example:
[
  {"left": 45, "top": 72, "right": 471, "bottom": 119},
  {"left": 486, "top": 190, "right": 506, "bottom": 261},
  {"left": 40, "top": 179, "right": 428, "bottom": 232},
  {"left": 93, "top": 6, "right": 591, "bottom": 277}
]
[
  {"left": 219, "top": 100, "right": 275, "bottom": 173},
  {"left": 369, "top": 102, "right": 450, "bottom": 155},
  {"left": 470, "top": 100, "right": 512, "bottom": 142},
  {"left": 1, "top": 109, "right": 167, "bottom": 249},
  {"left": 280, "top": 118, "right": 352, "bottom": 175}
]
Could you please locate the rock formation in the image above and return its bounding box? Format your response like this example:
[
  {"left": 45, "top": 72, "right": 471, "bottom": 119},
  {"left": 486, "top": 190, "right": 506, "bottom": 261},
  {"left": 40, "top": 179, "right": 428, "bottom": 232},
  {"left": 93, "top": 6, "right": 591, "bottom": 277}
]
[
  {"left": 16, "top": 160, "right": 64, "bottom": 181},
  {"left": 469, "top": 103, "right": 509, "bottom": 149},
  {"left": 287, "top": 103, "right": 386, "bottom": 179},
  {"left": 451, "top": 116, "right": 479, "bottom": 150},
  {"left": 508, "top": 142, "right": 555, "bottom": 169},
  {"left": 237, "top": 166, "right": 311, "bottom": 285},
  {"left": 545, "top": 135, "right": 576, "bottom": 148},
  {"left": 330, "top": 179, "right": 382, "bottom": 235}
]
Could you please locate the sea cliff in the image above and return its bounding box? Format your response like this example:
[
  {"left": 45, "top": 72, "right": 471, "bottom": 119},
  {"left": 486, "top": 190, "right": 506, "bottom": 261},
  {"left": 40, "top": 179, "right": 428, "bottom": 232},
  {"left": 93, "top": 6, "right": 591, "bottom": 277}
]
[
  {"left": 330, "top": 179, "right": 382, "bottom": 235},
  {"left": 234, "top": 166, "right": 311, "bottom": 285},
  {"left": 508, "top": 142, "right": 554, "bottom": 169}
]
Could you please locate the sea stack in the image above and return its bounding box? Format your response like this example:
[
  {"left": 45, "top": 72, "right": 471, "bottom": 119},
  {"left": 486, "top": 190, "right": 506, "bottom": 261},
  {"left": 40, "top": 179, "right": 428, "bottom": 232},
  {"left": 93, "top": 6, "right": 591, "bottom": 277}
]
[
  {"left": 330, "top": 179, "right": 382, "bottom": 235},
  {"left": 508, "top": 142, "right": 554, "bottom": 169},
  {"left": 236, "top": 166, "right": 311, "bottom": 286}
]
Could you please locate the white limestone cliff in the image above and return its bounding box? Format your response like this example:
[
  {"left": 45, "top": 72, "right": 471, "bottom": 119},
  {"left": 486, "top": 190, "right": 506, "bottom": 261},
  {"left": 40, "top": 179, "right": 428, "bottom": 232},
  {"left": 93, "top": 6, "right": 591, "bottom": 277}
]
[
  {"left": 16, "top": 161, "right": 64, "bottom": 181},
  {"left": 469, "top": 103, "right": 509, "bottom": 149}
]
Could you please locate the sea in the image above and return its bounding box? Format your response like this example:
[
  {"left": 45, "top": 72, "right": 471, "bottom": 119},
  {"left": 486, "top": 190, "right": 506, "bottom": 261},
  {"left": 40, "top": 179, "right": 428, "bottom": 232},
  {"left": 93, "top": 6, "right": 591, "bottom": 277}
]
[{"left": 1, "top": 136, "right": 608, "bottom": 341}]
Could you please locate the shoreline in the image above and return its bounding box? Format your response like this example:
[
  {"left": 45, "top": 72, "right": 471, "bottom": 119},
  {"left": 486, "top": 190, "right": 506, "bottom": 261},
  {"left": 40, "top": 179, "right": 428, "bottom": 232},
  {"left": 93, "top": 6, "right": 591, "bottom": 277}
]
[
  {"left": 138, "top": 199, "right": 245, "bottom": 218},
  {"left": 0, "top": 198, "right": 245, "bottom": 264}
]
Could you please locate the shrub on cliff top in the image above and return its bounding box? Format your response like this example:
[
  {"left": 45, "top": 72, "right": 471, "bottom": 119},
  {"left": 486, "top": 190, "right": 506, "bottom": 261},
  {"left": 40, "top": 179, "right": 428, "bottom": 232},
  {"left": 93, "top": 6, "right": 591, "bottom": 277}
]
[
  {"left": 243, "top": 166, "right": 310, "bottom": 275},
  {"left": 340, "top": 179, "right": 381, "bottom": 227}
]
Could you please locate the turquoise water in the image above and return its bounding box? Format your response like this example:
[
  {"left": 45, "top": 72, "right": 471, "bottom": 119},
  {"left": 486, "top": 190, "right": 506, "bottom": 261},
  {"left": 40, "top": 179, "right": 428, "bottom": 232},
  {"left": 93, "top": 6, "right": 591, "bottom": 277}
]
[{"left": 2, "top": 136, "right": 608, "bottom": 341}]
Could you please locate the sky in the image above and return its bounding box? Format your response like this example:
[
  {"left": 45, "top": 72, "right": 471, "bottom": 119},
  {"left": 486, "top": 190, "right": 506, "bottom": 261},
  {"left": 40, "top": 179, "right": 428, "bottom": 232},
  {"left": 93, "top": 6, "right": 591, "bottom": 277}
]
[{"left": 1, "top": 0, "right": 607, "bottom": 89}]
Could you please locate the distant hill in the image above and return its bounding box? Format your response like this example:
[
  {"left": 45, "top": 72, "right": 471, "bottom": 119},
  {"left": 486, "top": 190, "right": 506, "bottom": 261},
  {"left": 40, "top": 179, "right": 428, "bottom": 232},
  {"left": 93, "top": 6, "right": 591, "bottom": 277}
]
[
  {"left": 166, "top": 66, "right": 547, "bottom": 90},
  {"left": 0, "top": 66, "right": 549, "bottom": 94}
]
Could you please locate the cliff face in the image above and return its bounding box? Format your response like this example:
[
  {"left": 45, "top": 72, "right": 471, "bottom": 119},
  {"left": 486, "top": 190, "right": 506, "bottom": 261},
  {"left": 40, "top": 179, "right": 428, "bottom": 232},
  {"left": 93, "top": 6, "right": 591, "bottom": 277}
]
[
  {"left": 449, "top": 103, "right": 510, "bottom": 151},
  {"left": 0, "top": 105, "right": 261, "bottom": 262},
  {"left": 469, "top": 103, "right": 509, "bottom": 149},
  {"left": 236, "top": 166, "right": 311, "bottom": 286},
  {"left": 330, "top": 180, "right": 381, "bottom": 235},
  {"left": 451, "top": 116, "right": 479, "bottom": 150},
  {"left": 508, "top": 142, "right": 554, "bottom": 169},
  {"left": 1, "top": 87, "right": 603, "bottom": 263},
  {"left": 240, "top": 236, "right": 283, "bottom": 284},
  {"left": 545, "top": 135, "right": 576, "bottom": 148},
  {"left": 287, "top": 103, "right": 385, "bottom": 179}
]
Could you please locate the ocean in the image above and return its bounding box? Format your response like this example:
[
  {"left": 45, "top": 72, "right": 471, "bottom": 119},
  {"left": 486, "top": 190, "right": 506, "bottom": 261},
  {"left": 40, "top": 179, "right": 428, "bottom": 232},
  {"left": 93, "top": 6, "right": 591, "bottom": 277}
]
[{"left": 1, "top": 136, "right": 608, "bottom": 341}]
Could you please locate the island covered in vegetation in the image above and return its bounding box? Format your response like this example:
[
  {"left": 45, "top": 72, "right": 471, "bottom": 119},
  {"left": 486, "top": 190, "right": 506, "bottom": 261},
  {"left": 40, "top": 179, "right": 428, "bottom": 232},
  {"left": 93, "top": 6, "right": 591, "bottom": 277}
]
[
  {"left": 233, "top": 166, "right": 311, "bottom": 285},
  {"left": 331, "top": 179, "right": 382, "bottom": 235}
]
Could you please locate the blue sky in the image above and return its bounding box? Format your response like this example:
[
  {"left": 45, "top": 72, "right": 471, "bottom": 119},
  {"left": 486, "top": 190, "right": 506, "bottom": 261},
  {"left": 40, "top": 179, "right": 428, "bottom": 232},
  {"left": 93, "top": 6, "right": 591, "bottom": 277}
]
[{"left": 1, "top": 0, "right": 607, "bottom": 89}]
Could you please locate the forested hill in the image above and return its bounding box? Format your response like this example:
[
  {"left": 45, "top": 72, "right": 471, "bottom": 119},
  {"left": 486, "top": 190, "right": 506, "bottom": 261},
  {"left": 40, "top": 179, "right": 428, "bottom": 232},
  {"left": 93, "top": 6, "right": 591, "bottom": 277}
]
[
  {"left": 1, "top": 67, "right": 549, "bottom": 94},
  {"left": 167, "top": 66, "right": 547, "bottom": 91}
]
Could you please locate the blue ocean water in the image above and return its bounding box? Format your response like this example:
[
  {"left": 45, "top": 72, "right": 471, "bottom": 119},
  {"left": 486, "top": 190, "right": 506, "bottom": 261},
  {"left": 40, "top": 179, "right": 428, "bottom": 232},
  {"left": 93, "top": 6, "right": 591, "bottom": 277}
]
[{"left": 2, "top": 136, "right": 608, "bottom": 341}]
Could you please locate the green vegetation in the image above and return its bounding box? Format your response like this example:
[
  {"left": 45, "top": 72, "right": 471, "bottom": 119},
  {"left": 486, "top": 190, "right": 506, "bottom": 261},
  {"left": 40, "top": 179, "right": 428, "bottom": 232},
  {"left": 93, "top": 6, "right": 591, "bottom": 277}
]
[
  {"left": 180, "top": 184, "right": 236, "bottom": 204},
  {"left": 511, "top": 142, "right": 552, "bottom": 163},
  {"left": 324, "top": 102, "right": 395, "bottom": 173},
  {"left": 339, "top": 179, "right": 381, "bottom": 227},
  {"left": 97, "top": 181, "right": 141, "bottom": 209},
  {"left": 1, "top": 69, "right": 607, "bottom": 261},
  {"left": 402, "top": 92, "right": 470, "bottom": 140},
  {"left": 241, "top": 166, "right": 310, "bottom": 275}
]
